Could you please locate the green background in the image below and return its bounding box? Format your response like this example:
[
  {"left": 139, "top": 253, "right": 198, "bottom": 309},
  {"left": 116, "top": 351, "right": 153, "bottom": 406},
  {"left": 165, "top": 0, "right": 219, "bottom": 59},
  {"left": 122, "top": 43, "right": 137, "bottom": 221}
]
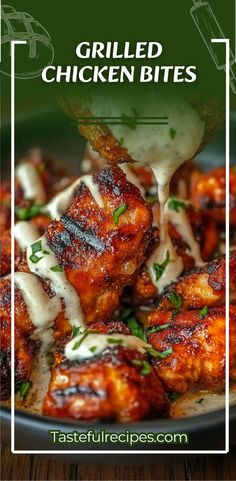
[{"left": 1, "top": 0, "right": 235, "bottom": 121}]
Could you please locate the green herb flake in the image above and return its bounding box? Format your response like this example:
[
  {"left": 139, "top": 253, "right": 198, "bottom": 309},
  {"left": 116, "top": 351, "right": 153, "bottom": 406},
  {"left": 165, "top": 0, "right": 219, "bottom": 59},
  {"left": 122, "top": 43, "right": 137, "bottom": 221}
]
[
  {"left": 72, "top": 332, "right": 88, "bottom": 350},
  {"left": 71, "top": 325, "right": 81, "bottom": 338},
  {"left": 107, "top": 338, "right": 124, "bottom": 345},
  {"left": 20, "top": 380, "right": 32, "bottom": 399},
  {"left": 140, "top": 360, "right": 152, "bottom": 376},
  {"left": 50, "top": 265, "right": 63, "bottom": 272},
  {"left": 131, "top": 359, "right": 152, "bottom": 375},
  {"left": 29, "top": 253, "right": 43, "bottom": 264},
  {"left": 146, "top": 346, "right": 173, "bottom": 359},
  {"left": 153, "top": 250, "right": 170, "bottom": 281},
  {"left": 127, "top": 317, "right": 146, "bottom": 341},
  {"left": 196, "top": 398, "right": 204, "bottom": 404},
  {"left": 119, "top": 307, "right": 133, "bottom": 321},
  {"left": 145, "top": 194, "right": 157, "bottom": 205},
  {"left": 199, "top": 306, "right": 208, "bottom": 319},
  {"left": 168, "top": 391, "right": 180, "bottom": 402},
  {"left": 168, "top": 197, "right": 188, "bottom": 212},
  {"left": 147, "top": 323, "right": 170, "bottom": 334},
  {"left": 168, "top": 291, "right": 183, "bottom": 311},
  {"left": 170, "top": 128, "right": 177, "bottom": 139},
  {"left": 113, "top": 204, "right": 127, "bottom": 225},
  {"left": 119, "top": 137, "right": 124, "bottom": 145},
  {"left": 31, "top": 240, "right": 42, "bottom": 254},
  {"left": 15, "top": 204, "right": 45, "bottom": 221},
  {"left": 131, "top": 359, "right": 142, "bottom": 366},
  {"left": 89, "top": 345, "right": 97, "bottom": 353}
]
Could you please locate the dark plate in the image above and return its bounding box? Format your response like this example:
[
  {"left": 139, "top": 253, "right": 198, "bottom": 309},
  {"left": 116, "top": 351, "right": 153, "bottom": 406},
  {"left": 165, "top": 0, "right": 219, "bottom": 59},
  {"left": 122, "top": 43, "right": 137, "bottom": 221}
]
[{"left": 1, "top": 110, "right": 235, "bottom": 460}]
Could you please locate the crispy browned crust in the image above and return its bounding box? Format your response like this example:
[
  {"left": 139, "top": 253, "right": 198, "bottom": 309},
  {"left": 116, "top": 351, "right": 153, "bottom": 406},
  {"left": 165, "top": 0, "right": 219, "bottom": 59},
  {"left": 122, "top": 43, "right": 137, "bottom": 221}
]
[
  {"left": 157, "top": 251, "right": 236, "bottom": 311},
  {"left": 43, "top": 346, "right": 169, "bottom": 422},
  {"left": 46, "top": 167, "right": 153, "bottom": 323},
  {"left": 190, "top": 167, "right": 236, "bottom": 224},
  {"left": 78, "top": 118, "right": 132, "bottom": 165},
  {"left": 0, "top": 278, "right": 37, "bottom": 400},
  {"left": 146, "top": 306, "right": 236, "bottom": 393}
]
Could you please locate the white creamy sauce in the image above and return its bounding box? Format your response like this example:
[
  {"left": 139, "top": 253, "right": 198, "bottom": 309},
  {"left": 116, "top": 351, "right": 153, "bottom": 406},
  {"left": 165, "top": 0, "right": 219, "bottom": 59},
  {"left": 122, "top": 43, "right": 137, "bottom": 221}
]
[
  {"left": 166, "top": 200, "right": 205, "bottom": 267},
  {"left": 27, "top": 235, "right": 84, "bottom": 327},
  {"left": 16, "top": 162, "right": 47, "bottom": 204},
  {"left": 146, "top": 230, "right": 184, "bottom": 292},
  {"left": 14, "top": 272, "right": 61, "bottom": 328},
  {"left": 89, "top": 94, "right": 204, "bottom": 292},
  {"left": 14, "top": 221, "right": 40, "bottom": 250},
  {"left": 171, "top": 388, "right": 236, "bottom": 419},
  {"left": 65, "top": 332, "right": 150, "bottom": 361},
  {"left": 45, "top": 174, "right": 103, "bottom": 220}
]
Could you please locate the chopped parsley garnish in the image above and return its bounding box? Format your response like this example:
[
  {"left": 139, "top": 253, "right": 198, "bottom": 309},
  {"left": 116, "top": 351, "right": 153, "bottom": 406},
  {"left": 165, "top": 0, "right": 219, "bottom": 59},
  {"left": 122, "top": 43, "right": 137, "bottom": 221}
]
[
  {"left": 20, "top": 380, "right": 32, "bottom": 399},
  {"left": 146, "top": 346, "right": 173, "bottom": 359},
  {"left": 168, "top": 197, "right": 188, "bottom": 212},
  {"left": 31, "top": 240, "right": 42, "bottom": 254},
  {"left": 169, "top": 128, "right": 177, "bottom": 139},
  {"left": 89, "top": 345, "right": 97, "bottom": 353},
  {"left": 119, "top": 137, "right": 124, "bottom": 145},
  {"left": 132, "top": 359, "right": 151, "bottom": 376},
  {"left": 145, "top": 194, "right": 157, "bottom": 205},
  {"left": 168, "top": 291, "right": 183, "bottom": 311},
  {"left": 146, "top": 323, "right": 170, "bottom": 334},
  {"left": 107, "top": 338, "right": 124, "bottom": 345},
  {"left": 199, "top": 306, "right": 208, "bottom": 319},
  {"left": 119, "top": 307, "right": 133, "bottom": 321},
  {"left": 72, "top": 332, "right": 88, "bottom": 350},
  {"left": 196, "top": 398, "right": 204, "bottom": 404},
  {"left": 29, "top": 240, "right": 45, "bottom": 263},
  {"left": 15, "top": 204, "right": 45, "bottom": 221},
  {"left": 127, "top": 317, "right": 146, "bottom": 341},
  {"left": 71, "top": 325, "right": 81, "bottom": 338},
  {"left": 113, "top": 204, "right": 127, "bottom": 225},
  {"left": 153, "top": 250, "right": 170, "bottom": 281},
  {"left": 50, "top": 265, "right": 63, "bottom": 272},
  {"left": 29, "top": 253, "right": 43, "bottom": 264},
  {"left": 168, "top": 391, "right": 180, "bottom": 402}
]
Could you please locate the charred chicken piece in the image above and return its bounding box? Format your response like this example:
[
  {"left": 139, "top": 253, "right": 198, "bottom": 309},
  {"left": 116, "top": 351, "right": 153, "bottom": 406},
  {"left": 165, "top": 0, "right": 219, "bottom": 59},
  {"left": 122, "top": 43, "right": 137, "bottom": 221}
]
[
  {"left": 43, "top": 345, "right": 168, "bottom": 422},
  {"left": 190, "top": 166, "right": 236, "bottom": 225},
  {"left": 0, "top": 278, "right": 37, "bottom": 400},
  {"left": 157, "top": 251, "right": 236, "bottom": 311},
  {"left": 146, "top": 305, "right": 236, "bottom": 394},
  {"left": 46, "top": 166, "right": 153, "bottom": 323}
]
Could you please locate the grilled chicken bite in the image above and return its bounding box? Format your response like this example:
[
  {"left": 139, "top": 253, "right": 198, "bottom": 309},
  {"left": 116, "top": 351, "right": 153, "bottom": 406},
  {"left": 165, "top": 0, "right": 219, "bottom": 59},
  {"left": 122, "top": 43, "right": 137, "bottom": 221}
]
[
  {"left": 43, "top": 347, "right": 168, "bottom": 422},
  {"left": 46, "top": 166, "right": 153, "bottom": 323},
  {"left": 43, "top": 320, "right": 169, "bottom": 422},
  {"left": 157, "top": 251, "right": 236, "bottom": 311},
  {"left": 0, "top": 278, "right": 37, "bottom": 400},
  {"left": 146, "top": 306, "right": 236, "bottom": 394},
  {"left": 190, "top": 166, "right": 236, "bottom": 224}
]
